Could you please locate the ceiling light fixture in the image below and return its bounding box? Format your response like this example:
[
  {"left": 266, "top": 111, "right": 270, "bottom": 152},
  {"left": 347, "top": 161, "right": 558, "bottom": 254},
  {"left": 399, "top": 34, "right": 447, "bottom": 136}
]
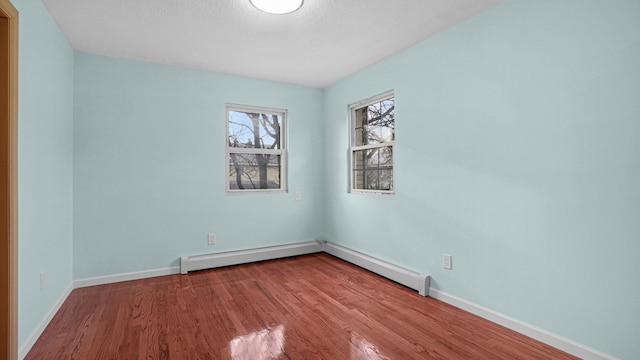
[{"left": 250, "top": 0, "right": 303, "bottom": 15}]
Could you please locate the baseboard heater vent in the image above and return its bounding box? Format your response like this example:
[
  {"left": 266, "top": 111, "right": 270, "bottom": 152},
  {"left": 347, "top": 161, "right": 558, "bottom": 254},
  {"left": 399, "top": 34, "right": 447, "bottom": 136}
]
[
  {"left": 180, "top": 241, "right": 323, "bottom": 274},
  {"left": 322, "top": 241, "right": 430, "bottom": 296}
]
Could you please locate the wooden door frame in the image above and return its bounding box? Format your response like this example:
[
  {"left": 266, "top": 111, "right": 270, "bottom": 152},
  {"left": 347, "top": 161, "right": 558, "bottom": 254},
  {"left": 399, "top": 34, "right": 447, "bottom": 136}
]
[{"left": 0, "top": 0, "right": 18, "bottom": 358}]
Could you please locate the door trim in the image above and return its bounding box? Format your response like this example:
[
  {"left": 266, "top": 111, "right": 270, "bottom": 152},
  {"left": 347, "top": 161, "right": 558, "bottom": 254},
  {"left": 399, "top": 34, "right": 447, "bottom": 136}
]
[{"left": 0, "top": 0, "right": 18, "bottom": 358}]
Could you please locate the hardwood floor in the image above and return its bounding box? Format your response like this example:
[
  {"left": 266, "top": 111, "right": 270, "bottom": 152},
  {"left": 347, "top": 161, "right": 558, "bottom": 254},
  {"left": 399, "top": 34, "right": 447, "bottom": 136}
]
[{"left": 25, "top": 254, "right": 578, "bottom": 359}]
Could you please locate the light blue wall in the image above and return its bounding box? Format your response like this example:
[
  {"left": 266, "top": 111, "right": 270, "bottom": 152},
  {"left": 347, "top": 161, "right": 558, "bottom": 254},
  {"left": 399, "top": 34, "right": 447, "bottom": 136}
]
[
  {"left": 323, "top": 0, "right": 640, "bottom": 359},
  {"left": 14, "top": 0, "right": 74, "bottom": 348},
  {"left": 15, "top": 0, "right": 639, "bottom": 358},
  {"left": 73, "top": 53, "right": 325, "bottom": 278}
]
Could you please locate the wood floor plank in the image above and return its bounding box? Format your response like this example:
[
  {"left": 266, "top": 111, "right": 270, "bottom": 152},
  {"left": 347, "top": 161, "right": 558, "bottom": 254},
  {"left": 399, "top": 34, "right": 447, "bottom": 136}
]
[{"left": 25, "top": 253, "right": 578, "bottom": 359}]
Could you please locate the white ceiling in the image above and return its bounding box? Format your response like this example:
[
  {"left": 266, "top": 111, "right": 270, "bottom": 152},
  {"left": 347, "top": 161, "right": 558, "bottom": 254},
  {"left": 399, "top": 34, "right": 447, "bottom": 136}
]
[{"left": 43, "top": 0, "right": 501, "bottom": 88}]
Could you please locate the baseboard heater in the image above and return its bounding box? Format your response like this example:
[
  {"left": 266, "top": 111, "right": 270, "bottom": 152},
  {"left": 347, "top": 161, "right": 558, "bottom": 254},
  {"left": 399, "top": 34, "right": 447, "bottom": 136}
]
[
  {"left": 180, "top": 241, "right": 323, "bottom": 274},
  {"left": 180, "top": 240, "right": 429, "bottom": 296},
  {"left": 322, "top": 241, "right": 430, "bottom": 296}
]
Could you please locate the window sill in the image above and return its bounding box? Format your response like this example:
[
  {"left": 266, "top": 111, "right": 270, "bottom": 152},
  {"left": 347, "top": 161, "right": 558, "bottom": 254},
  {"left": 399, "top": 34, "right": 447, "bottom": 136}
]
[
  {"left": 350, "top": 189, "right": 395, "bottom": 196},
  {"left": 226, "top": 189, "right": 287, "bottom": 195}
]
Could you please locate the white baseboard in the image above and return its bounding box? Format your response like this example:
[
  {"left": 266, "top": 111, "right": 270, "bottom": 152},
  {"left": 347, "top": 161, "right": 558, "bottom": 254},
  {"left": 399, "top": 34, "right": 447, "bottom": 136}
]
[
  {"left": 18, "top": 267, "right": 181, "bottom": 358},
  {"left": 20, "top": 242, "right": 615, "bottom": 360},
  {"left": 322, "top": 241, "right": 430, "bottom": 296},
  {"left": 18, "top": 282, "right": 74, "bottom": 360},
  {"left": 74, "top": 266, "right": 180, "bottom": 288},
  {"left": 180, "top": 241, "right": 323, "bottom": 274},
  {"left": 428, "top": 288, "right": 617, "bottom": 360}
]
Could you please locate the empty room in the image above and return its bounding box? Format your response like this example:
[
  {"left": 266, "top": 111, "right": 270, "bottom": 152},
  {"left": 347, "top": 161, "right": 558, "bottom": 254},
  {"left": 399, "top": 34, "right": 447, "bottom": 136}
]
[{"left": 2, "top": 0, "right": 639, "bottom": 358}]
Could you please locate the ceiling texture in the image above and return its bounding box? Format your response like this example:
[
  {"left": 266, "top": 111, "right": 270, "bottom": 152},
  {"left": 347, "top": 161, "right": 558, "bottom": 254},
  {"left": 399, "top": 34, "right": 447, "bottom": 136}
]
[{"left": 43, "top": 0, "right": 501, "bottom": 88}]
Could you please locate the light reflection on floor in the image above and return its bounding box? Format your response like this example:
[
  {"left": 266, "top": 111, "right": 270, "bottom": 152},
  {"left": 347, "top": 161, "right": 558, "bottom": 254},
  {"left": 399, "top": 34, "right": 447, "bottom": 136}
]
[
  {"left": 350, "top": 332, "right": 390, "bottom": 360},
  {"left": 230, "top": 325, "right": 285, "bottom": 360}
]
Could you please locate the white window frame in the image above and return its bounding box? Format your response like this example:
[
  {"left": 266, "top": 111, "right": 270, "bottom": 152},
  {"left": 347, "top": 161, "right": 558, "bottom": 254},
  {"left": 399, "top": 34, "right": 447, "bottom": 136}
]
[
  {"left": 349, "top": 91, "right": 395, "bottom": 195},
  {"left": 225, "top": 103, "right": 287, "bottom": 194}
]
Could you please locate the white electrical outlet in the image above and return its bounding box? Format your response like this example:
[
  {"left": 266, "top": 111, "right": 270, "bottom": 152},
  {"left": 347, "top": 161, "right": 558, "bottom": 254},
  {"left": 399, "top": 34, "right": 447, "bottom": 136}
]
[
  {"left": 40, "top": 272, "right": 46, "bottom": 289},
  {"left": 208, "top": 233, "right": 216, "bottom": 245},
  {"left": 443, "top": 254, "right": 452, "bottom": 270},
  {"left": 295, "top": 191, "right": 301, "bottom": 201}
]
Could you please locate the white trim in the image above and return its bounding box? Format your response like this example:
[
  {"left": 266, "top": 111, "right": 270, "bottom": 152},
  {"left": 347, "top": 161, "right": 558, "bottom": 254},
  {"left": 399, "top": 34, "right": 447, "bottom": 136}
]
[
  {"left": 74, "top": 266, "right": 181, "bottom": 288},
  {"left": 225, "top": 103, "right": 288, "bottom": 194},
  {"left": 349, "top": 91, "right": 395, "bottom": 194},
  {"left": 349, "top": 188, "right": 395, "bottom": 196},
  {"left": 351, "top": 141, "right": 395, "bottom": 151},
  {"left": 18, "top": 282, "right": 74, "bottom": 360},
  {"left": 20, "top": 243, "right": 616, "bottom": 360},
  {"left": 428, "top": 288, "right": 618, "bottom": 360},
  {"left": 225, "top": 188, "right": 287, "bottom": 195},
  {"left": 180, "top": 241, "right": 323, "bottom": 274},
  {"left": 226, "top": 147, "right": 284, "bottom": 155},
  {"left": 349, "top": 90, "right": 395, "bottom": 110},
  {"left": 226, "top": 103, "right": 289, "bottom": 115},
  {"left": 19, "top": 267, "right": 180, "bottom": 358},
  {"left": 322, "top": 241, "right": 429, "bottom": 296}
]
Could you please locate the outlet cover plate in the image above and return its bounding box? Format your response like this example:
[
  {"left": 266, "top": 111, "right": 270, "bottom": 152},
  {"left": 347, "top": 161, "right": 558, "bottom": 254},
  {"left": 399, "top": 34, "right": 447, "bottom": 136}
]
[{"left": 443, "top": 254, "right": 452, "bottom": 270}]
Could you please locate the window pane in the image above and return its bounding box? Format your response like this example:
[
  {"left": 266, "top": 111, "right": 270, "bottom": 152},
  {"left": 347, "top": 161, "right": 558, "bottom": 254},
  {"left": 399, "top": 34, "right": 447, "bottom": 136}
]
[
  {"left": 352, "top": 146, "right": 393, "bottom": 191},
  {"left": 379, "top": 170, "right": 393, "bottom": 191},
  {"left": 354, "top": 98, "right": 394, "bottom": 146},
  {"left": 228, "top": 153, "right": 281, "bottom": 190},
  {"left": 353, "top": 169, "right": 364, "bottom": 190},
  {"left": 228, "top": 111, "right": 282, "bottom": 149},
  {"left": 354, "top": 108, "right": 366, "bottom": 146},
  {"left": 353, "top": 147, "right": 394, "bottom": 170},
  {"left": 365, "top": 169, "right": 379, "bottom": 190},
  {"left": 360, "top": 147, "right": 393, "bottom": 168}
]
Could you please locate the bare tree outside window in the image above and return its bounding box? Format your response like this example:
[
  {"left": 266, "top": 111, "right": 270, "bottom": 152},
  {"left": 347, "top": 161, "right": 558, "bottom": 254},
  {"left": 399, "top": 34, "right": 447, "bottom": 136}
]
[
  {"left": 226, "top": 105, "right": 286, "bottom": 192},
  {"left": 350, "top": 92, "right": 395, "bottom": 193}
]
